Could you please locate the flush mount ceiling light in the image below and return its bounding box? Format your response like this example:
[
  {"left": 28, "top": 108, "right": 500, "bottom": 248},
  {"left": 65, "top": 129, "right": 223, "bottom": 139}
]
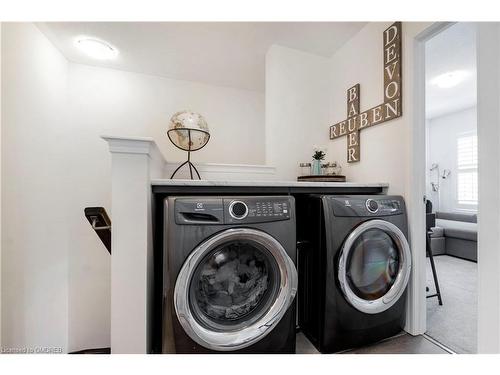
[
  {"left": 430, "top": 70, "right": 469, "bottom": 89},
  {"left": 74, "top": 37, "right": 118, "bottom": 60}
]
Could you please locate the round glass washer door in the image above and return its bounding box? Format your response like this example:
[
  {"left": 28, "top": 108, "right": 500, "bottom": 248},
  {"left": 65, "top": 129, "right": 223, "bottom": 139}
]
[
  {"left": 338, "top": 219, "right": 411, "bottom": 314},
  {"left": 174, "top": 228, "right": 297, "bottom": 351}
]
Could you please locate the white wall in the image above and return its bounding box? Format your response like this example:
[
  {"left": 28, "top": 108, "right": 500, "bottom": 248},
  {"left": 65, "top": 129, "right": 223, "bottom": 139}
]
[
  {"left": 327, "top": 23, "right": 408, "bottom": 196},
  {"left": 8, "top": 20, "right": 499, "bottom": 353},
  {"left": 66, "top": 63, "right": 265, "bottom": 351},
  {"left": 69, "top": 64, "right": 265, "bottom": 166},
  {"left": 1, "top": 22, "right": 69, "bottom": 352},
  {"left": 325, "top": 22, "right": 432, "bottom": 336},
  {"left": 316, "top": 20, "right": 500, "bottom": 353},
  {"left": 1, "top": 23, "right": 267, "bottom": 352},
  {"left": 265, "top": 45, "right": 330, "bottom": 180},
  {"left": 265, "top": 24, "right": 433, "bottom": 337},
  {"left": 426, "top": 106, "right": 477, "bottom": 212}
]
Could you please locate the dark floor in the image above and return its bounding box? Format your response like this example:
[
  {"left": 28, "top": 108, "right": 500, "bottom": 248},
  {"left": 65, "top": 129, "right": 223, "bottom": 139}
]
[
  {"left": 426, "top": 255, "right": 477, "bottom": 354},
  {"left": 296, "top": 332, "right": 450, "bottom": 354}
]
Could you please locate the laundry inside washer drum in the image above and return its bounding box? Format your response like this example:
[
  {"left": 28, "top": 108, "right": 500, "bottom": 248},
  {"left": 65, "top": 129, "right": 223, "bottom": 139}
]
[{"left": 190, "top": 241, "right": 279, "bottom": 326}]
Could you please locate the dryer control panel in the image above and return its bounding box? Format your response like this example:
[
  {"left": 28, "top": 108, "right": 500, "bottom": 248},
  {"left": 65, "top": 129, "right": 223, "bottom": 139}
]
[
  {"left": 327, "top": 195, "right": 405, "bottom": 217},
  {"left": 225, "top": 197, "right": 291, "bottom": 224},
  {"left": 174, "top": 196, "right": 292, "bottom": 225}
]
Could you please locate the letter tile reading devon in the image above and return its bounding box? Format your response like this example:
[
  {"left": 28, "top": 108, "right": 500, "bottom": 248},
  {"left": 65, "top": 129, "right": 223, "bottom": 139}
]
[{"left": 330, "top": 22, "right": 402, "bottom": 163}]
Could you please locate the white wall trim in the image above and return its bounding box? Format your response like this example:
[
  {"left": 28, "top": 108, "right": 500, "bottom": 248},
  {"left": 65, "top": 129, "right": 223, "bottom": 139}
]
[
  {"left": 102, "top": 135, "right": 165, "bottom": 353},
  {"left": 102, "top": 135, "right": 160, "bottom": 156},
  {"left": 477, "top": 22, "right": 500, "bottom": 353},
  {"left": 164, "top": 162, "right": 276, "bottom": 181},
  {"left": 185, "top": 163, "right": 275, "bottom": 174}
]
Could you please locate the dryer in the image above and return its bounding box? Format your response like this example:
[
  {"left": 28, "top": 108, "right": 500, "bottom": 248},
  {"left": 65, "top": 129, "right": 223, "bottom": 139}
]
[
  {"left": 162, "top": 196, "right": 298, "bottom": 353},
  {"left": 297, "top": 195, "right": 411, "bottom": 353}
]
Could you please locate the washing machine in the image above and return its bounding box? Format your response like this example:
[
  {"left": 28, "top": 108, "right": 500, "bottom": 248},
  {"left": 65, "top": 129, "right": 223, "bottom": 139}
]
[
  {"left": 297, "top": 195, "right": 411, "bottom": 353},
  {"left": 162, "top": 196, "right": 298, "bottom": 353}
]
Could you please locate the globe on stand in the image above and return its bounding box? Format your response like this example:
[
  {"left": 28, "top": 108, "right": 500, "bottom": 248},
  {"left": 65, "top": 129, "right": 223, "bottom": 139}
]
[{"left": 167, "top": 111, "right": 210, "bottom": 179}]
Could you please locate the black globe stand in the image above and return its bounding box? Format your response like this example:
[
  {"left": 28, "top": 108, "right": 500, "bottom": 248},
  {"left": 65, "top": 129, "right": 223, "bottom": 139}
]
[
  {"left": 167, "top": 128, "right": 210, "bottom": 180},
  {"left": 169, "top": 153, "right": 201, "bottom": 180}
]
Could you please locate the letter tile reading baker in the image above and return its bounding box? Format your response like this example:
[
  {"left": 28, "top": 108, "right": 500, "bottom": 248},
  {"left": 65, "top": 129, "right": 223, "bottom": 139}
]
[{"left": 330, "top": 22, "right": 402, "bottom": 163}]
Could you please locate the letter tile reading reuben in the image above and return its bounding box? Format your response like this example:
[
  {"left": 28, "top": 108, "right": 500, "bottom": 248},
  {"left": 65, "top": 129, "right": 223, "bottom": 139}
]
[{"left": 329, "top": 22, "right": 402, "bottom": 163}]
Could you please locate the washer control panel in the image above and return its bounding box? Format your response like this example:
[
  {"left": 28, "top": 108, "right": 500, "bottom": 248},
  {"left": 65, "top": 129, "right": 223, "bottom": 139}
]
[
  {"left": 174, "top": 196, "right": 293, "bottom": 225},
  {"left": 329, "top": 195, "right": 404, "bottom": 217},
  {"left": 225, "top": 197, "right": 291, "bottom": 224}
]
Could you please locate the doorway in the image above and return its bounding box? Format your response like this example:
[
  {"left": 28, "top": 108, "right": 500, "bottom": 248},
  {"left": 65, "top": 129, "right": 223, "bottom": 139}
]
[{"left": 423, "top": 23, "right": 478, "bottom": 353}]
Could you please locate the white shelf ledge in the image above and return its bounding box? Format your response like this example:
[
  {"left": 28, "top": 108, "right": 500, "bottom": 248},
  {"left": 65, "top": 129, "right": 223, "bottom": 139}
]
[{"left": 152, "top": 179, "right": 389, "bottom": 188}]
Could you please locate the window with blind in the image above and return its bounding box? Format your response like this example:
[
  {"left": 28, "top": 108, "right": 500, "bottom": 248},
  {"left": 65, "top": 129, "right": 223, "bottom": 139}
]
[{"left": 457, "top": 133, "right": 478, "bottom": 207}]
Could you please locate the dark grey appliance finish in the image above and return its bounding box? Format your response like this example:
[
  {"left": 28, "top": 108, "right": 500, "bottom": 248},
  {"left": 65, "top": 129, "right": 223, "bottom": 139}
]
[
  {"left": 150, "top": 183, "right": 387, "bottom": 353},
  {"left": 162, "top": 196, "right": 297, "bottom": 353},
  {"left": 297, "top": 195, "right": 411, "bottom": 353}
]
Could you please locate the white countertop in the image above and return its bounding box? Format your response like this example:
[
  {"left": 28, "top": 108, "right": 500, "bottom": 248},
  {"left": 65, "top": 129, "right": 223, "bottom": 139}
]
[{"left": 151, "top": 179, "right": 389, "bottom": 188}]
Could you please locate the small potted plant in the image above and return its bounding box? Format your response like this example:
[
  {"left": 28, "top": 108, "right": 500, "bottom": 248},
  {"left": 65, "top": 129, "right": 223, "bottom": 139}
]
[{"left": 311, "top": 146, "right": 326, "bottom": 175}]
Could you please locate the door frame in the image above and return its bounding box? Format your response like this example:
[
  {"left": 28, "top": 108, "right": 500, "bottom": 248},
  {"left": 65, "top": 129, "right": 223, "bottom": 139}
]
[
  {"left": 408, "top": 21, "right": 454, "bottom": 336},
  {"left": 410, "top": 22, "right": 500, "bottom": 353},
  {"left": 476, "top": 23, "right": 500, "bottom": 353}
]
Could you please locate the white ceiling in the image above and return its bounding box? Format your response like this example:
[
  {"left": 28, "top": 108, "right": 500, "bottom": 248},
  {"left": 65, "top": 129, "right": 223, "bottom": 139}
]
[
  {"left": 37, "top": 22, "right": 366, "bottom": 92},
  {"left": 425, "top": 23, "right": 476, "bottom": 119}
]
